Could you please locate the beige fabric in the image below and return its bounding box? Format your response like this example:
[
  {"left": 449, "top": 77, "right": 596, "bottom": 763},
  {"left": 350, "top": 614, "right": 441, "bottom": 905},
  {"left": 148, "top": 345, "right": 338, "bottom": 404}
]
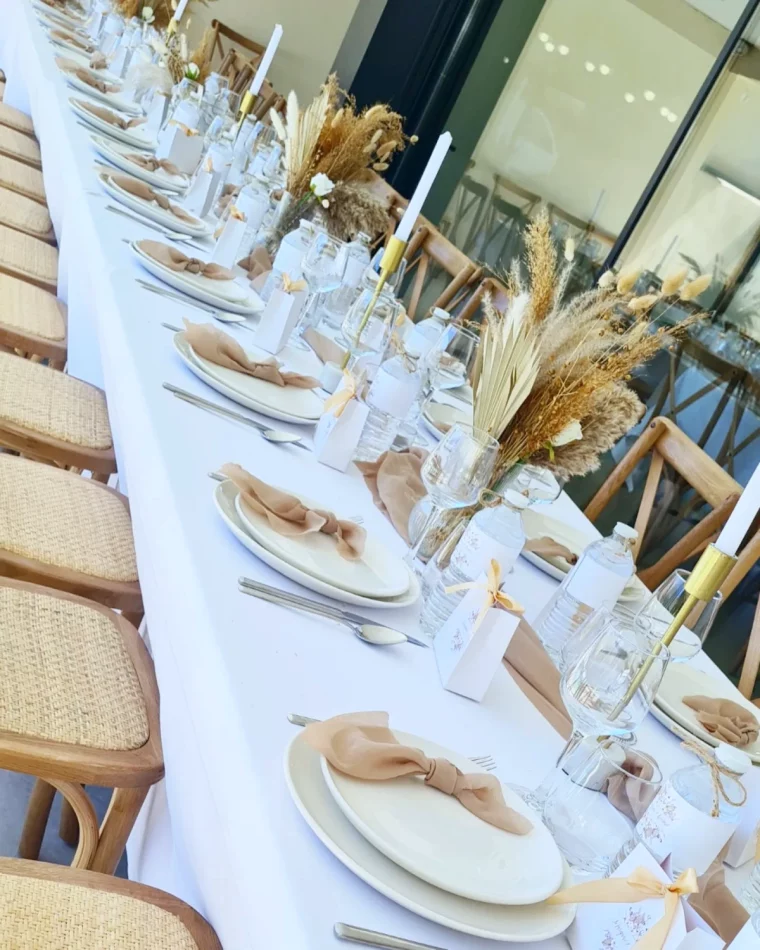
[
  {"left": 0, "top": 125, "right": 42, "bottom": 168},
  {"left": 0, "top": 584, "right": 148, "bottom": 750},
  {"left": 0, "top": 103, "right": 35, "bottom": 138},
  {"left": 0, "top": 154, "right": 46, "bottom": 203},
  {"left": 138, "top": 240, "right": 233, "bottom": 280},
  {"left": 690, "top": 851, "right": 749, "bottom": 943},
  {"left": 110, "top": 175, "right": 197, "bottom": 223},
  {"left": 504, "top": 621, "right": 572, "bottom": 739},
  {"left": 0, "top": 351, "right": 111, "bottom": 448},
  {"left": 0, "top": 274, "right": 65, "bottom": 341},
  {"left": 0, "top": 455, "right": 137, "bottom": 582},
  {"left": 523, "top": 536, "right": 578, "bottom": 566},
  {"left": 0, "top": 225, "right": 58, "bottom": 292},
  {"left": 0, "top": 188, "right": 53, "bottom": 241},
  {"left": 356, "top": 448, "right": 427, "bottom": 543},
  {"left": 683, "top": 695, "right": 759, "bottom": 746},
  {"left": 0, "top": 872, "right": 199, "bottom": 949}
]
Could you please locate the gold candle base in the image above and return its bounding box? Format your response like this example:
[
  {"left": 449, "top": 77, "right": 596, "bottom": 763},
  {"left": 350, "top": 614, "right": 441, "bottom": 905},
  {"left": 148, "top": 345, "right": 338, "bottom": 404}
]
[
  {"left": 340, "top": 235, "right": 407, "bottom": 370},
  {"left": 232, "top": 90, "right": 255, "bottom": 145},
  {"left": 166, "top": 17, "right": 178, "bottom": 35}
]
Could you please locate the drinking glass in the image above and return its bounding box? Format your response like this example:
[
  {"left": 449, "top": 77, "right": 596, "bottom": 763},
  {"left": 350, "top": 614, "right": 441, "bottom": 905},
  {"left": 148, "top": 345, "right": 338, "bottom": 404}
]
[
  {"left": 542, "top": 737, "right": 662, "bottom": 878},
  {"left": 497, "top": 462, "right": 565, "bottom": 507},
  {"left": 424, "top": 324, "right": 480, "bottom": 395},
  {"left": 405, "top": 423, "right": 498, "bottom": 566},
  {"left": 290, "top": 233, "right": 347, "bottom": 349},
  {"left": 638, "top": 568, "right": 722, "bottom": 662}
]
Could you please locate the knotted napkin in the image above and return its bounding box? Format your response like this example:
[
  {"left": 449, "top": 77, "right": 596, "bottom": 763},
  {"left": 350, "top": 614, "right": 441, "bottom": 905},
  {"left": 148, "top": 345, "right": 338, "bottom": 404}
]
[
  {"left": 137, "top": 241, "right": 233, "bottom": 281},
  {"left": 355, "top": 448, "right": 428, "bottom": 543},
  {"left": 548, "top": 866, "right": 699, "bottom": 950},
  {"left": 182, "top": 320, "right": 320, "bottom": 389},
  {"left": 88, "top": 52, "right": 107, "bottom": 70},
  {"left": 125, "top": 153, "right": 181, "bottom": 177},
  {"left": 523, "top": 535, "right": 578, "bottom": 566},
  {"left": 78, "top": 100, "right": 145, "bottom": 129},
  {"left": 689, "top": 850, "right": 749, "bottom": 943},
  {"left": 110, "top": 175, "right": 197, "bottom": 224},
  {"left": 303, "top": 711, "right": 533, "bottom": 834},
  {"left": 683, "top": 695, "right": 759, "bottom": 747},
  {"left": 219, "top": 463, "right": 366, "bottom": 560},
  {"left": 67, "top": 64, "right": 119, "bottom": 93},
  {"left": 446, "top": 559, "right": 524, "bottom": 632},
  {"left": 51, "top": 28, "right": 93, "bottom": 51},
  {"left": 237, "top": 245, "right": 272, "bottom": 282},
  {"left": 605, "top": 750, "right": 659, "bottom": 821},
  {"left": 302, "top": 327, "right": 346, "bottom": 366}
]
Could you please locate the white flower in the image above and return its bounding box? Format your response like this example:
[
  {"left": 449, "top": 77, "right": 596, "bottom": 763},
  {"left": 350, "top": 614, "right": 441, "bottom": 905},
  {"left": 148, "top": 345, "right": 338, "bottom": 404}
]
[
  {"left": 185, "top": 62, "right": 199, "bottom": 80},
  {"left": 321, "top": 198, "right": 330, "bottom": 209},
  {"left": 551, "top": 420, "right": 582, "bottom": 447},
  {"left": 141, "top": 5, "right": 155, "bottom": 21},
  {"left": 564, "top": 237, "right": 575, "bottom": 262},
  {"left": 310, "top": 172, "right": 334, "bottom": 198},
  {"left": 179, "top": 33, "right": 188, "bottom": 61}
]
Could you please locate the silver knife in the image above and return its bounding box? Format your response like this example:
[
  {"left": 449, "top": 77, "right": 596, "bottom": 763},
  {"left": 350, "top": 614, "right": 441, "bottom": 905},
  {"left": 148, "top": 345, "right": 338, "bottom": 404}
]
[{"left": 334, "top": 923, "right": 447, "bottom": 950}]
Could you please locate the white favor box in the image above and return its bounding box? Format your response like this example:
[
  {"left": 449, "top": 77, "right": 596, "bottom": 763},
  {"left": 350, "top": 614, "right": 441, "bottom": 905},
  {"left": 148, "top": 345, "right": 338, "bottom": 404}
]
[
  {"left": 729, "top": 918, "right": 760, "bottom": 948},
  {"left": 155, "top": 123, "right": 204, "bottom": 175},
  {"left": 144, "top": 91, "right": 170, "bottom": 134},
  {"left": 183, "top": 168, "right": 220, "bottom": 219},
  {"left": 252, "top": 288, "right": 306, "bottom": 355},
  {"left": 314, "top": 396, "right": 369, "bottom": 472},
  {"left": 726, "top": 764, "right": 760, "bottom": 867},
  {"left": 211, "top": 215, "right": 248, "bottom": 269},
  {"left": 434, "top": 581, "right": 520, "bottom": 702}
]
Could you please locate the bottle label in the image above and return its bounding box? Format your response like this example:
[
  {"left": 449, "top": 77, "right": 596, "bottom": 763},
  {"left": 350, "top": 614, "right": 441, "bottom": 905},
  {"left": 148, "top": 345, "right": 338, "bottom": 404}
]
[
  {"left": 635, "top": 780, "right": 736, "bottom": 875},
  {"left": 367, "top": 366, "right": 420, "bottom": 416},
  {"left": 564, "top": 555, "right": 629, "bottom": 610},
  {"left": 450, "top": 520, "right": 520, "bottom": 578},
  {"left": 343, "top": 255, "right": 365, "bottom": 290}
]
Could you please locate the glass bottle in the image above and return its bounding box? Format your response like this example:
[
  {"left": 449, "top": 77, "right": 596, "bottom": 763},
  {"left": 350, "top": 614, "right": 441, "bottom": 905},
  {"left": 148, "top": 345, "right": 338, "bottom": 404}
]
[
  {"left": 671, "top": 744, "right": 750, "bottom": 822},
  {"left": 259, "top": 219, "right": 317, "bottom": 302},
  {"left": 322, "top": 232, "right": 373, "bottom": 329},
  {"left": 233, "top": 179, "right": 273, "bottom": 259},
  {"left": 419, "top": 490, "right": 529, "bottom": 637},
  {"left": 166, "top": 78, "right": 203, "bottom": 130},
  {"left": 98, "top": 10, "right": 123, "bottom": 54},
  {"left": 354, "top": 350, "right": 423, "bottom": 462},
  {"left": 404, "top": 306, "right": 452, "bottom": 358},
  {"left": 535, "top": 523, "right": 638, "bottom": 664}
]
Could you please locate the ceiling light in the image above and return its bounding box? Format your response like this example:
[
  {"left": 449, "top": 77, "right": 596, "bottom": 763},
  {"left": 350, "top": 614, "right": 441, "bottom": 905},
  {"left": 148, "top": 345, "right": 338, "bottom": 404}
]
[
  {"left": 599, "top": 64, "right": 611, "bottom": 75},
  {"left": 558, "top": 44, "right": 569, "bottom": 55},
  {"left": 585, "top": 61, "right": 595, "bottom": 72},
  {"left": 538, "top": 32, "right": 549, "bottom": 42},
  {"left": 544, "top": 41, "right": 555, "bottom": 52},
  {"left": 624, "top": 93, "right": 635, "bottom": 103},
  {"left": 667, "top": 111, "right": 677, "bottom": 123},
  {"left": 644, "top": 90, "right": 656, "bottom": 101},
  {"left": 660, "top": 106, "right": 669, "bottom": 117}
]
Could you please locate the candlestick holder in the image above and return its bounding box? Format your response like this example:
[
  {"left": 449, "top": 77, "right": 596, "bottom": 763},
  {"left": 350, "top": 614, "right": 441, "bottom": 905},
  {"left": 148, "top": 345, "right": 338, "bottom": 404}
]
[
  {"left": 340, "top": 235, "right": 407, "bottom": 370},
  {"left": 609, "top": 543, "right": 736, "bottom": 719},
  {"left": 166, "top": 16, "right": 178, "bottom": 35},
  {"left": 233, "top": 90, "right": 255, "bottom": 144}
]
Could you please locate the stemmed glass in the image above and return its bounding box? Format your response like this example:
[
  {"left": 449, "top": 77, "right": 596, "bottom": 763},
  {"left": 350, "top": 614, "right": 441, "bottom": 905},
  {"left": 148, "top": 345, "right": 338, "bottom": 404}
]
[
  {"left": 497, "top": 462, "right": 565, "bottom": 507},
  {"left": 638, "top": 568, "right": 722, "bottom": 662},
  {"left": 405, "top": 422, "right": 499, "bottom": 567},
  {"left": 290, "top": 233, "right": 346, "bottom": 350},
  {"left": 423, "top": 324, "right": 480, "bottom": 401}
]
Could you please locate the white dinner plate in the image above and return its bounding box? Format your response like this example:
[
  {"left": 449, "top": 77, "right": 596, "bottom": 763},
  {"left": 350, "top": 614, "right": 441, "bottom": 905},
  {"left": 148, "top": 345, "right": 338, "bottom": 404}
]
[
  {"left": 215, "top": 480, "right": 420, "bottom": 610},
  {"left": 38, "top": 11, "right": 88, "bottom": 35},
  {"left": 322, "top": 728, "right": 563, "bottom": 904},
  {"left": 649, "top": 702, "right": 713, "bottom": 751},
  {"left": 63, "top": 73, "right": 143, "bottom": 116},
  {"left": 48, "top": 32, "right": 97, "bottom": 58},
  {"left": 655, "top": 664, "right": 760, "bottom": 764},
  {"left": 68, "top": 97, "right": 155, "bottom": 150},
  {"left": 100, "top": 173, "right": 210, "bottom": 236},
  {"left": 285, "top": 732, "right": 575, "bottom": 941},
  {"left": 420, "top": 400, "right": 472, "bottom": 442},
  {"left": 174, "top": 334, "right": 324, "bottom": 425},
  {"left": 88, "top": 133, "right": 189, "bottom": 193},
  {"left": 132, "top": 242, "right": 263, "bottom": 315},
  {"left": 32, "top": 0, "right": 86, "bottom": 23},
  {"left": 234, "top": 490, "right": 410, "bottom": 599}
]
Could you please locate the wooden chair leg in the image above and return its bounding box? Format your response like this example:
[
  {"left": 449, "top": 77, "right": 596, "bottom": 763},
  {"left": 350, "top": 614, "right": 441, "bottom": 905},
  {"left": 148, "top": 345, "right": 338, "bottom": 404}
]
[
  {"left": 59, "top": 795, "right": 79, "bottom": 847},
  {"left": 90, "top": 786, "right": 149, "bottom": 875},
  {"left": 18, "top": 779, "right": 56, "bottom": 859},
  {"left": 738, "top": 598, "right": 760, "bottom": 700}
]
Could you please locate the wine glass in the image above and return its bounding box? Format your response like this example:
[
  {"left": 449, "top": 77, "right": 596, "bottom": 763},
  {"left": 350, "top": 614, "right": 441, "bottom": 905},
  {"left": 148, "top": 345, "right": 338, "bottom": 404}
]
[
  {"left": 497, "top": 462, "right": 565, "bottom": 507},
  {"left": 405, "top": 423, "right": 498, "bottom": 567},
  {"left": 637, "top": 568, "right": 723, "bottom": 662},
  {"left": 424, "top": 324, "right": 479, "bottom": 397},
  {"left": 290, "top": 233, "right": 347, "bottom": 350}
]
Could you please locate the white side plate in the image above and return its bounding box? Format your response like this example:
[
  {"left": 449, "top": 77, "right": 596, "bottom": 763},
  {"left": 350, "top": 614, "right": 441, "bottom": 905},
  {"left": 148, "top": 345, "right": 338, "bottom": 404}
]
[
  {"left": 68, "top": 97, "right": 155, "bottom": 150},
  {"left": 100, "top": 173, "right": 210, "bottom": 236},
  {"left": 64, "top": 73, "right": 143, "bottom": 116},
  {"left": 88, "top": 132, "right": 189, "bottom": 192}
]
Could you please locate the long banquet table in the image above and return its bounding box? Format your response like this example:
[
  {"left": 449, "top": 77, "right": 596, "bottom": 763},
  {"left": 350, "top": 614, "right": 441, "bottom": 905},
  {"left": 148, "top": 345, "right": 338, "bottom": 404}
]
[{"left": 0, "top": 8, "right": 755, "bottom": 948}]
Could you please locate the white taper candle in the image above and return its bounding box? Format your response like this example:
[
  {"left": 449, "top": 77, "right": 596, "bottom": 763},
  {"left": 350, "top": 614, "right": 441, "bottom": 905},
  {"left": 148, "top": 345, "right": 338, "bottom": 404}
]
[
  {"left": 173, "top": 0, "right": 189, "bottom": 23},
  {"left": 395, "top": 131, "right": 452, "bottom": 243},
  {"left": 249, "top": 23, "right": 283, "bottom": 96},
  {"left": 715, "top": 462, "right": 760, "bottom": 556}
]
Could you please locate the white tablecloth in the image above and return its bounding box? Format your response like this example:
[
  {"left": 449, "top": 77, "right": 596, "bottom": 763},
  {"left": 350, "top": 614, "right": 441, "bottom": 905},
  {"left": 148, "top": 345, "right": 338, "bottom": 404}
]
[{"left": 0, "top": 9, "right": 753, "bottom": 948}]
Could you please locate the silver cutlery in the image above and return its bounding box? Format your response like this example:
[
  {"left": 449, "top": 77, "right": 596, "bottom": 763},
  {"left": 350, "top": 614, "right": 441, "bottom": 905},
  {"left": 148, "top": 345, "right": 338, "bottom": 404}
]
[
  {"left": 289, "top": 716, "right": 495, "bottom": 771},
  {"left": 335, "top": 923, "right": 447, "bottom": 950},
  {"left": 136, "top": 277, "right": 255, "bottom": 330},
  {"left": 238, "top": 577, "right": 427, "bottom": 648},
  {"left": 163, "top": 383, "right": 309, "bottom": 448},
  {"left": 161, "top": 322, "right": 183, "bottom": 332},
  {"left": 106, "top": 203, "right": 207, "bottom": 248}
]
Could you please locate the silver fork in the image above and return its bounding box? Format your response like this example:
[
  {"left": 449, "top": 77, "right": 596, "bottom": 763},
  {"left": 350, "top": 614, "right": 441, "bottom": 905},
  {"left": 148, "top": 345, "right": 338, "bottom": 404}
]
[
  {"left": 137, "top": 277, "right": 254, "bottom": 330},
  {"left": 335, "top": 923, "right": 446, "bottom": 950}
]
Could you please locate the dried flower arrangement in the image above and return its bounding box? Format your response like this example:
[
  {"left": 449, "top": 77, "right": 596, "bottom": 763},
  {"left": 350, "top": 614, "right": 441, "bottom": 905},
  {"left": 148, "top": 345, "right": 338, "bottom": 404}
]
[
  {"left": 473, "top": 211, "right": 709, "bottom": 482},
  {"left": 268, "top": 74, "right": 413, "bottom": 241}
]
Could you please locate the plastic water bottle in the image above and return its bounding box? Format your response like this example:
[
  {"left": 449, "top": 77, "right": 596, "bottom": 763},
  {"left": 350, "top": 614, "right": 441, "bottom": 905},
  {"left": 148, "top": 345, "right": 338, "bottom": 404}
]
[
  {"left": 672, "top": 744, "right": 750, "bottom": 821},
  {"left": 404, "top": 307, "right": 452, "bottom": 358},
  {"left": 354, "top": 351, "right": 422, "bottom": 462},
  {"left": 322, "top": 233, "right": 372, "bottom": 328},
  {"left": 259, "top": 220, "right": 317, "bottom": 302},
  {"left": 535, "top": 523, "right": 638, "bottom": 664},
  {"left": 420, "top": 491, "right": 529, "bottom": 637}
]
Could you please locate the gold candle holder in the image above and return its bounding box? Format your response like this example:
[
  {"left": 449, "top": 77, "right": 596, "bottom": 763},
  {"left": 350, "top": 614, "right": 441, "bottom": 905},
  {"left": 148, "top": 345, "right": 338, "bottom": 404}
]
[
  {"left": 166, "top": 16, "right": 178, "bottom": 35},
  {"left": 609, "top": 543, "right": 736, "bottom": 719},
  {"left": 233, "top": 90, "right": 256, "bottom": 144},
  {"left": 340, "top": 235, "right": 407, "bottom": 370}
]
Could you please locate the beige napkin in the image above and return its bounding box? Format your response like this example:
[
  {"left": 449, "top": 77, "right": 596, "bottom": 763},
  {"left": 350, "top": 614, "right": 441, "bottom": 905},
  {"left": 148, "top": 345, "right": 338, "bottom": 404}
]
[
  {"left": 78, "top": 100, "right": 145, "bottom": 129},
  {"left": 182, "top": 320, "right": 320, "bottom": 389},
  {"left": 88, "top": 52, "right": 107, "bottom": 70},
  {"left": 220, "top": 463, "right": 366, "bottom": 560},
  {"left": 503, "top": 621, "right": 572, "bottom": 738},
  {"left": 51, "top": 28, "right": 93, "bottom": 51},
  {"left": 356, "top": 448, "right": 428, "bottom": 544},
  {"left": 238, "top": 246, "right": 272, "bottom": 282},
  {"left": 683, "top": 695, "right": 759, "bottom": 747},
  {"left": 302, "top": 327, "right": 346, "bottom": 366},
  {"left": 605, "top": 750, "right": 658, "bottom": 821},
  {"left": 304, "top": 711, "right": 533, "bottom": 834},
  {"left": 689, "top": 849, "right": 749, "bottom": 942},
  {"left": 110, "top": 175, "right": 197, "bottom": 224},
  {"left": 70, "top": 65, "right": 118, "bottom": 93},
  {"left": 137, "top": 241, "right": 233, "bottom": 281},
  {"left": 125, "top": 153, "right": 181, "bottom": 177},
  {"left": 524, "top": 536, "right": 578, "bottom": 566}
]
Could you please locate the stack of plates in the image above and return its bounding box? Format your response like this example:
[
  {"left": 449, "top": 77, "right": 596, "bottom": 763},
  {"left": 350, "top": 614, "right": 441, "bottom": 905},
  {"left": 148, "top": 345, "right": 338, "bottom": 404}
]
[
  {"left": 285, "top": 727, "right": 575, "bottom": 941},
  {"left": 88, "top": 133, "right": 190, "bottom": 193},
  {"left": 652, "top": 664, "right": 760, "bottom": 763},
  {"left": 99, "top": 173, "right": 210, "bottom": 237},
  {"left": 214, "top": 479, "right": 420, "bottom": 610},
  {"left": 32, "top": 0, "right": 86, "bottom": 25},
  {"left": 68, "top": 97, "right": 155, "bottom": 150},
  {"left": 62, "top": 72, "right": 142, "bottom": 117}
]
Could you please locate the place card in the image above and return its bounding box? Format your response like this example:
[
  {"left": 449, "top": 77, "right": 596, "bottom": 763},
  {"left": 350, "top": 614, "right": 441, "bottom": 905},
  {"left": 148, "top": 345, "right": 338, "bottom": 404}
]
[
  {"left": 252, "top": 286, "right": 306, "bottom": 355},
  {"left": 211, "top": 210, "right": 247, "bottom": 269},
  {"left": 314, "top": 373, "right": 368, "bottom": 472},
  {"left": 183, "top": 165, "right": 220, "bottom": 219},
  {"left": 144, "top": 91, "right": 170, "bottom": 135},
  {"left": 434, "top": 577, "right": 520, "bottom": 702}
]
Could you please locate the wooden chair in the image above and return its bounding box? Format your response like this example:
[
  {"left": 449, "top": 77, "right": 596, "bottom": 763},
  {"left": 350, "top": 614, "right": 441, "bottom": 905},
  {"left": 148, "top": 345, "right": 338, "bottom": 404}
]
[
  {"left": 0, "top": 223, "right": 58, "bottom": 293},
  {"left": 0, "top": 273, "right": 66, "bottom": 364},
  {"left": 0, "top": 454, "right": 141, "bottom": 616},
  {"left": 0, "top": 102, "right": 36, "bottom": 139},
  {"left": 0, "top": 154, "right": 47, "bottom": 205},
  {"left": 399, "top": 222, "right": 481, "bottom": 322},
  {"left": 209, "top": 19, "right": 264, "bottom": 91},
  {"left": 0, "top": 859, "right": 221, "bottom": 948},
  {"left": 584, "top": 417, "right": 742, "bottom": 591},
  {"left": 0, "top": 351, "right": 115, "bottom": 474},
  {"left": 0, "top": 187, "right": 55, "bottom": 243},
  {"left": 0, "top": 79, "right": 5, "bottom": 101},
  {"left": 738, "top": 595, "right": 760, "bottom": 703},
  {"left": 0, "top": 125, "right": 41, "bottom": 169},
  {"left": 0, "top": 578, "right": 161, "bottom": 875},
  {"left": 457, "top": 275, "right": 513, "bottom": 323}
]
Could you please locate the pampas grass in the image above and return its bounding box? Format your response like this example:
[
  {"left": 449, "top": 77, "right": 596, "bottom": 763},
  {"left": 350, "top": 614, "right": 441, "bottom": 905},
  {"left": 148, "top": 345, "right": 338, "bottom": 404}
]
[{"left": 323, "top": 180, "right": 391, "bottom": 241}]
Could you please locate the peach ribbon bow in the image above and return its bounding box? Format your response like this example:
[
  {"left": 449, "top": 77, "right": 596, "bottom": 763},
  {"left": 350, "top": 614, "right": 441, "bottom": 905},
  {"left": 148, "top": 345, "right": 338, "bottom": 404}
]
[
  {"left": 323, "top": 371, "right": 360, "bottom": 419},
  {"left": 281, "top": 272, "right": 307, "bottom": 294},
  {"left": 445, "top": 558, "right": 524, "bottom": 631},
  {"left": 548, "top": 866, "right": 699, "bottom": 950},
  {"left": 168, "top": 120, "right": 200, "bottom": 136}
]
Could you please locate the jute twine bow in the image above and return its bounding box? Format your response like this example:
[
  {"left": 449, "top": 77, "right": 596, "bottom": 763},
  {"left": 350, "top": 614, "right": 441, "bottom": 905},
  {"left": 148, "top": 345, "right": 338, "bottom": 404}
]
[
  {"left": 168, "top": 120, "right": 200, "bottom": 136},
  {"left": 547, "top": 866, "right": 698, "bottom": 950},
  {"left": 445, "top": 558, "right": 524, "bottom": 632},
  {"left": 680, "top": 739, "right": 747, "bottom": 818},
  {"left": 282, "top": 272, "right": 307, "bottom": 294},
  {"left": 323, "top": 371, "right": 361, "bottom": 418}
]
